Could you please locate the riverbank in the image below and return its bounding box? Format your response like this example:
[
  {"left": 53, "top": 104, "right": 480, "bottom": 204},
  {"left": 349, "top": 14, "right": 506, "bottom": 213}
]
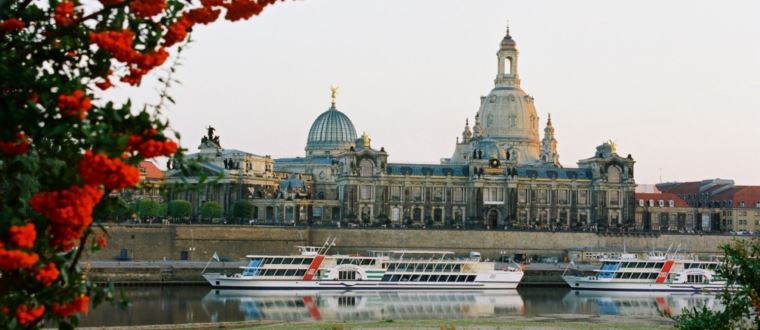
[
  {"left": 83, "top": 261, "right": 595, "bottom": 286},
  {"left": 78, "top": 315, "right": 674, "bottom": 330}
]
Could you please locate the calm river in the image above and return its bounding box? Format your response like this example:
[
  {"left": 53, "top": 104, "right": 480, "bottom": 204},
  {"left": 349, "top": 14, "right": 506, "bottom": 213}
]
[{"left": 80, "top": 286, "right": 719, "bottom": 327}]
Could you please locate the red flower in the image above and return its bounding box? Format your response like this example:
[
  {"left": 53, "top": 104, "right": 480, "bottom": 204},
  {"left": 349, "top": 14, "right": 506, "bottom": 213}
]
[
  {"left": 127, "top": 131, "right": 178, "bottom": 158},
  {"left": 15, "top": 305, "right": 45, "bottom": 326},
  {"left": 9, "top": 223, "right": 36, "bottom": 249},
  {"left": 129, "top": 0, "right": 166, "bottom": 18},
  {"left": 0, "top": 249, "right": 39, "bottom": 271},
  {"left": 0, "top": 132, "right": 30, "bottom": 155},
  {"left": 224, "top": 0, "right": 277, "bottom": 22},
  {"left": 54, "top": 1, "right": 76, "bottom": 26},
  {"left": 0, "top": 18, "right": 24, "bottom": 34},
  {"left": 52, "top": 295, "right": 89, "bottom": 317},
  {"left": 136, "top": 47, "right": 169, "bottom": 70},
  {"left": 28, "top": 185, "right": 104, "bottom": 250},
  {"left": 163, "top": 16, "right": 192, "bottom": 47},
  {"left": 57, "top": 90, "right": 91, "bottom": 120},
  {"left": 99, "top": 0, "right": 124, "bottom": 5},
  {"left": 79, "top": 151, "right": 140, "bottom": 190},
  {"left": 187, "top": 7, "right": 221, "bottom": 25},
  {"left": 89, "top": 30, "right": 138, "bottom": 63},
  {"left": 35, "top": 262, "right": 60, "bottom": 286}
]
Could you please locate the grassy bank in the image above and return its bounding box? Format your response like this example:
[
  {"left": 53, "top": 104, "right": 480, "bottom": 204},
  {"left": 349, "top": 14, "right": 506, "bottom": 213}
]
[{"left": 248, "top": 315, "right": 674, "bottom": 330}]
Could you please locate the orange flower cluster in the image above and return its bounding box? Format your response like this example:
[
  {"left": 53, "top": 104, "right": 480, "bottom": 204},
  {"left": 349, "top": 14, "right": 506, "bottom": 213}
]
[
  {"left": 57, "top": 90, "right": 91, "bottom": 120},
  {"left": 15, "top": 305, "right": 45, "bottom": 326},
  {"left": 89, "top": 30, "right": 170, "bottom": 85},
  {"left": 0, "top": 244, "right": 39, "bottom": 271},
  {"left": 28, "top": 185, "right": 104, "bottom": 250},
  {"left": 52, "top": 295, "right": 89, "bottom": 317},
  {"left": 78, "top": 151, "right": 140, "bottom": 190},
  {"left": 223, "top": 0, "right": 277, "bottom": 22},
  {"left": 129, "top": 0, "right": 166, "bottom": 18},
  {"left": 0, "top": 132, "right": 30, "bottom": 155},
  {"left": 35, "top": 262, "right": 60, "bottom": 286},
  {"left": 9, "top": 223, "right": 36, "bottom": 249},
  {"left": 0, "top": 18, "right": 24, "bottom": 34},
  {"left": 54, "top": 1, "right": 75, "bottom": 26},
  {"left": 127, "top": 135, "right": 178, "bottom": 158}
]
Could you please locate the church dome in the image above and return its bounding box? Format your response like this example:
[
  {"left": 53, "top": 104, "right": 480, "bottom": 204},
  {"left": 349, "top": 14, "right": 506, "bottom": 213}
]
[{"left": 305, "top": 105, "right": 357, "bottom": 155}]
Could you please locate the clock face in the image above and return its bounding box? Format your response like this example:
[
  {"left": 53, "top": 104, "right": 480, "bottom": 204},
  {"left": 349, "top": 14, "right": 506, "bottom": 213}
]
[{"left": 489, "top": 158, "right": 500, "bottom": 168}]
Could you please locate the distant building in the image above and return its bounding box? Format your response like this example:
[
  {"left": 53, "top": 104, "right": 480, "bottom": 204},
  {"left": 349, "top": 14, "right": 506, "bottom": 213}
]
[
  {"left": 164, "top": 27, "right": 638, "bottom": 231},
  {"left": 633, "top": 193, "right": 713, "bottom": 232},
  {"left": 119, "top": 160, "right": 165, "bottom": 203},
  {"left": 709, "top": 186, "right": 760, "bottom": 233}
]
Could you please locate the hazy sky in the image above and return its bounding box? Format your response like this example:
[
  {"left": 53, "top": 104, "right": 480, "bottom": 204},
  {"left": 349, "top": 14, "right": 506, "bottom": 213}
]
[{"left": 105, "top": 0, "right": 760, "bottom": 185}]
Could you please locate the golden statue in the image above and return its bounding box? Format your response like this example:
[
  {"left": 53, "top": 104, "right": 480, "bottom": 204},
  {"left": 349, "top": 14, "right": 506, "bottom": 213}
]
[
  {"left": 607, "top": 139, "right": 617, "bottom": 153},
  {"left": 362, "top": 131, "right": 370, "bottom": 148},
  {"left": 330, "top": 85, "right": 339, "bottom": 105}
]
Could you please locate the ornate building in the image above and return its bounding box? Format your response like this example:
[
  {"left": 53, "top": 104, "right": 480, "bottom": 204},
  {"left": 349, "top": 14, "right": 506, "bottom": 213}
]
[{"left": 166, "top": 27, "right": 638, "bottom": 231}]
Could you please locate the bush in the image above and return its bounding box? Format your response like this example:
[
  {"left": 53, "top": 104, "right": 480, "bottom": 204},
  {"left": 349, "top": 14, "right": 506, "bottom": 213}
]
[
  {"left": 231, "top": 199, "right": 254, "bottom": 222},
  {"left": 167, "top": 200, "right": 192, "bottom": 219},
  {"left": 671, "top": 239, "right": 759, "bottom": 329},
  {"left": 135, "top": 199, "right": 161, "bottom": 219},
  {"left": 200, "top": 201, "right": 223, "bottom": 221}
]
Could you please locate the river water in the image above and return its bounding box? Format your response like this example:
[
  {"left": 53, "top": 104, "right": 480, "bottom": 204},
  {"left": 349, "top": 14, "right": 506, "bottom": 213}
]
[{"left": 79, "top": 286, "right": 720, "bottom": 327}]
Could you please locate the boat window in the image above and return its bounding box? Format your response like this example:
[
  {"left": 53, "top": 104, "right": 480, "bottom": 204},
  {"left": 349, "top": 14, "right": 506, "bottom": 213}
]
[
  {"left": 453, "top": 264, "right": 462, "bottom": 272},
  {"left": 436, "top": 275, "right": 446, "bottom": 282},
  {"left": 391, "top": 275, "right": 400, "bottom": 282},
  {"left": 275, "top": 269, "right": 286, "bottom": 276},
  {"left": 272, "top": 258, "right": 283, "bottom": 264},
  {"left": 434, "top": 264, "right": 444, "bottom": 272},
  {"left": 467, "top": 275, "right": 476, "bottom": 282},
  {"left": 409, "top": 274, "right": 420, "bottom": 282},
  {"left": 655, "top": 262, "right": 664, "bottom": 269},
  {"left": 614, "top": 272, "right": 623, "bottom": 278},
  {"left": 420, "top": 275, "right": 430, "bottom": 282},
  {"left": 361, "top": 259, "right": 372, "bottom": 266},
  {"left": 381, "top": 274, "right": 391, "bottom": 282},
  {"left": 429, "top": 275, "right": 439, "bottom": 282},
  {"left": 303, "top": 258, "right": 313, "bottom": 265},
  {"left": 296, "top": 269, "right": 306, "bottom": 276},
  {"left": 622, "top": 272, "right": 632, "bottom": 279},
  {"left": 285, "top": 269, "right": 296, "bottom": 276},
  {"left": 261, "top": 258, "right": 271, "bottom": 265},
  {"left": 262, "top": 269, "right": 273, "bottom": 276},
  {"left": 649, "top": 273, "right": 658, "bottom": 279},
  {"left": 400, "top": 275, "right": 410, "bottom": 282}
]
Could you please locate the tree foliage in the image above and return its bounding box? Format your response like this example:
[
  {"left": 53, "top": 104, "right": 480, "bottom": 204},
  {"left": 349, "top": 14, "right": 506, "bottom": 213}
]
[
  {"left": 672, "top": 239, "right": 759, "bottom": 330},
  {"left": 167, "top": 200, "right": 191, "bottom": 219},
  {"left": 200, "top": 201, "right": 223, "bottom": 220},
  {"left": 0, "top": 0, "right": 282, "bottom": 326},
  {"left": 135, "top": 199, "right": 161, "bottom": 219},
  {"left": 231, "top": 199, "right": 254, "bottom": 221}
]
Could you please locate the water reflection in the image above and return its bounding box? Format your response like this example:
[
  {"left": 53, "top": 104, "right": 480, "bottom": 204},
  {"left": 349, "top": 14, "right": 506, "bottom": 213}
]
[
  {"left": 202, "top": 290, "right": 524, "bottom": 322},
  {"left": 79, "top": 286, "right": 722, "bottom": 327}
]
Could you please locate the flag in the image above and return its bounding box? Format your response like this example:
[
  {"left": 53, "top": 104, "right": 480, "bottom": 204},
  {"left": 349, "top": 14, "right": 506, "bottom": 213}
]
[{"left": 212, "top": 252, "right": 220, "bottom": 262}]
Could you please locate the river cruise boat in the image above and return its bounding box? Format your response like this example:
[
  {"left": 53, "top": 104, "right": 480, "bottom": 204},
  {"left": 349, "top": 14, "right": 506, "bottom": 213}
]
[
  {"left": 203, "top": 239, "right": 523, "bottom": 290},
  {"left": 562, "top": 253, "right": 726, "bottom": 292}
]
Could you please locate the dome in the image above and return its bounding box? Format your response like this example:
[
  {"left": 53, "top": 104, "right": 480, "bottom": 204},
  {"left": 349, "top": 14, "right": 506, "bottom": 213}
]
[{"left": 306, "top": 105, "right": 357, "bottom": 155}]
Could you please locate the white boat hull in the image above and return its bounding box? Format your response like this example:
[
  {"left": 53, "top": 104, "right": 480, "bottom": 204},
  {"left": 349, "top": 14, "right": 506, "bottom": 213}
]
[
  {"left": 204, "top": 273, "right": 522, "bottom": 290},
  {"left": 562, "top": 275, "right": 727, "bottom": 292}
]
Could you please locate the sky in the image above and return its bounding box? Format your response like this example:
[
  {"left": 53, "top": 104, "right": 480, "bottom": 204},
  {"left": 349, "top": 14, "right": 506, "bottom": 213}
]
[{"left": 104, "top": 0, "right": 760, "bottom": 185}]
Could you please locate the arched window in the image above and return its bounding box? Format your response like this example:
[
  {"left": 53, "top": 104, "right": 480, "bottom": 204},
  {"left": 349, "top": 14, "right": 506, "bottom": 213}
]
[
  {"left": 607, "top": 166, "right": 621, "bottom": 183},
  {"left": 504, "top": 57, "right": 512, "bottom": 75},
  {"left": 359, "top": 159, "right": 374, "bottom": 177}
]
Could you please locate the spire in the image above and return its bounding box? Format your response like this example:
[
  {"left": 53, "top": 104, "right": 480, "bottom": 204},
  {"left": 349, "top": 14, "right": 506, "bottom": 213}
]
[
  {"left": 496, "top": 24, "right": 519, "bottom": 88},
  {"left": 540, "top": 113, "right": 560, "bottom": 167},
  {"left": 462, "top": 118, "right": 472, "bottom": 143}
]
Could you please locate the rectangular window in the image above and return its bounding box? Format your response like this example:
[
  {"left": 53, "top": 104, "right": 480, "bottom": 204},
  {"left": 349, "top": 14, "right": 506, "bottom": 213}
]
[
  {"left": 609, "top": 191, "right": 620, "bottom": 206},
  {"left": 484, "top": 187, "right": 504, "bottom": 204},
  {"left": 518, "top": 189, "right": 527, "bottom": 204},
  {"left": 558, "top": 190, "right": 569, "bottom": 205},
  {"left": 578, "top": 190, "right": 588, "bottom": 205},
  {"left": 432, "top": 187, "right": 444, "bottom": 202},
  {"left": 411, "top": 187, "right": 423, "bottom": 201},
  {"left": 453, "top": 187, "right": 464, "bottom": 203},
  {"left": 390, "top": 186, "right": 402, "bottom": 201},
  {"left": 359, "top": 185, "right": 373, "bottom": 201},
  {"left": 391, "top": 207, "right": 401, "bottom": 221},
  {"left": 538, "top": 189, "right": 548, "bottom": 204}
]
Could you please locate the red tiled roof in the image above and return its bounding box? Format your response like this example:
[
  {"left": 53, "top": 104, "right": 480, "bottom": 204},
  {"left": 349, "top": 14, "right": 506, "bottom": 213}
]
[
  {"left": 139, "top": 160, "right": 164, "bottom": 180},
  {"left": 635, "top": 193, "right": 690, "bottom": 208},
  {"left": 710, "top": 186, "right": 760, "bottom": 208}
]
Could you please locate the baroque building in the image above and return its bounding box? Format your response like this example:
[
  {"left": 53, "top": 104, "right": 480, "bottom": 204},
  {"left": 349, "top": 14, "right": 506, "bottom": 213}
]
[{"left": 165, "top": 27, "right": 638, "bottom": 231}]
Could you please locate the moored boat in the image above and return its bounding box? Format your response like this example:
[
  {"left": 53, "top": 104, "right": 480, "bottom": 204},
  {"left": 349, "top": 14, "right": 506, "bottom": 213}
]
[
  {"left": 203, "top": 239, "right": 523, "bottom": 290},
  {"left": 562, "top": 253, "right": 726, "bottom": 292}
]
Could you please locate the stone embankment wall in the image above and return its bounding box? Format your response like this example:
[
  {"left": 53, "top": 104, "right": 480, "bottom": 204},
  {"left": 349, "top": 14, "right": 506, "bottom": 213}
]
[{"left": 86, "top": 225, "right": 742, "bottom": 262}]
